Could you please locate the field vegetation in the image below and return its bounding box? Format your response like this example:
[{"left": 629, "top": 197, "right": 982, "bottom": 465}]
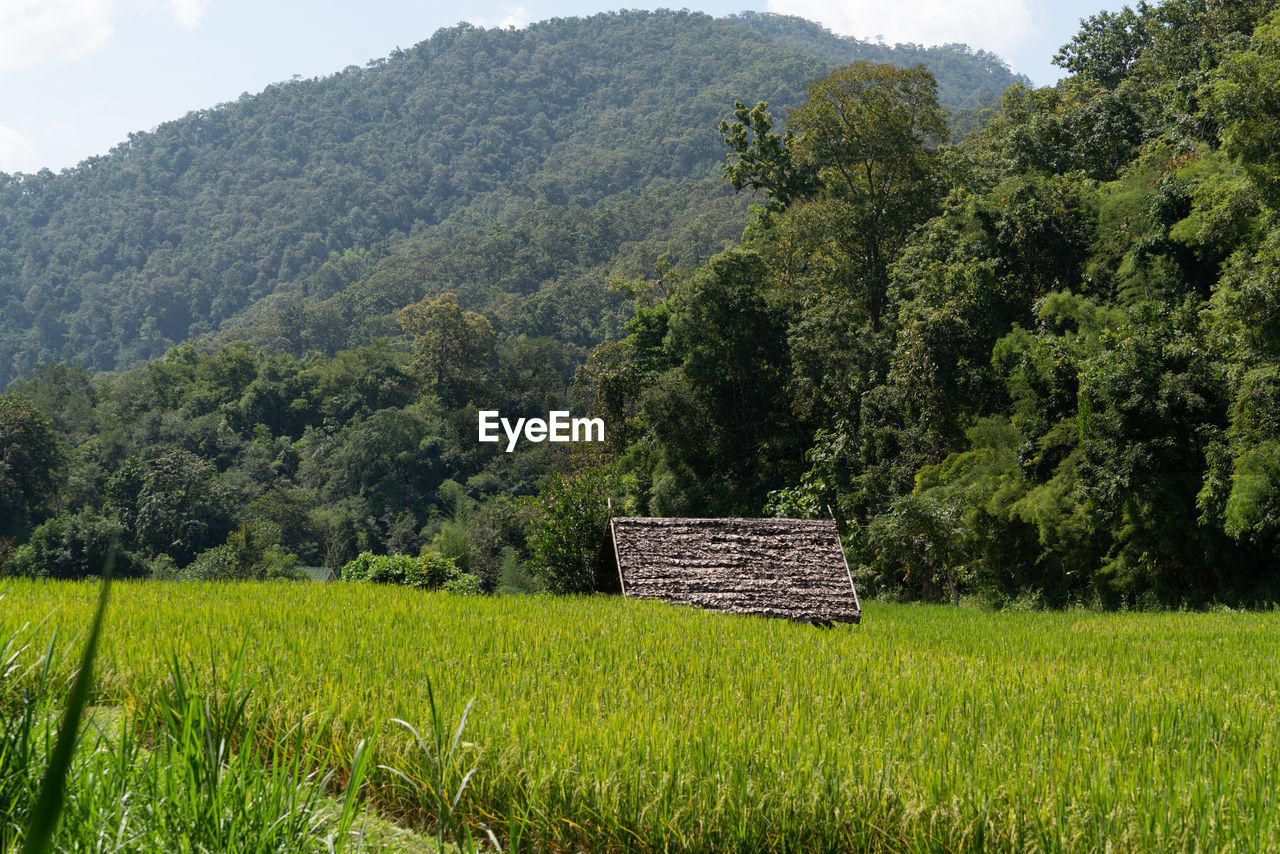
[{"left": 4, "top": 580, "right": 1277, "bottom": 852}]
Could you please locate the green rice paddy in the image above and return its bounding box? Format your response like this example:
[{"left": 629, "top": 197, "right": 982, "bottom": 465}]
[{"left": 3, "top": 580, "right": 1278, "bottom": 852}]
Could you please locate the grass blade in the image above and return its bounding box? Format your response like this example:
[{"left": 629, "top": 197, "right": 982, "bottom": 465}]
[{"left": 18, "top": 543, "right": 116, "bottom": 854}]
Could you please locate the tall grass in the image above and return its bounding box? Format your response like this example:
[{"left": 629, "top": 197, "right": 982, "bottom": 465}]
[
  {"left": 4, "top": 580, "right": 1280, "bottom": 852},
  {"left": 1, "top": 594, "right": 374, "bottom": 853},
  {"left": 14, "top": 554, "right": 111, "bottom": 854}
]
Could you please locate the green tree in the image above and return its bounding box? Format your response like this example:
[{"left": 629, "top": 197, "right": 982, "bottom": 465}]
[
  {"left": 398, "top": 292, "right": 496, "bottom": 409},
  {"left": 8, "top": 509, "right": 143, "bottom": 579},
  {"left": 721, "top": 62, "right": 947, "bottom": 332},
  {"left": 1221, "top": 440, "right": 1280, "bottom": 557},
  {"left": 1053, "top": 4, "right": 1152, "bottom": 88},
  {"left": 304, "top": 406, "right": 445, "bottom": 526},
  {"left": 718, "top": 100, "right": 818, "bottom": 211},
  {"left": 0, "top": 395, "right": 63, "bottom": 538},
  {"left": 527, "top": 466, "right": 618, "bottom": 594},
  {"left": 248, "top": 486, "right": 326, "bottom": 565},
  {"left": 868, "top": 492, "right": 969, "bottom": 605},
  {"left": 183, "top": 522, "right": 303, "bottom": 581},
  {"left": 1075, "top": 303, "right": 1229, "bottom": 603},
  {"left": 1214, "top": 7, "right": 1280, "bottom": 204},
  {"left": 107, "top": 451, "right": 231, "bottom": 565},
  {"left": 787, "top": 62, "right": 948, "bottom": 332},
  {"left": 645, "top": 249, "right": 797, "bottom": 515}
]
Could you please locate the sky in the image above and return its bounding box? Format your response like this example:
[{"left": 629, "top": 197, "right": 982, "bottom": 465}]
[{"left": 0, "top": 0, "right": 1119, "bottom": 175}]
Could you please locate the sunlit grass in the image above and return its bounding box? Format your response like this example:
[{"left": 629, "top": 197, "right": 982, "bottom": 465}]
[
  {"left": 1, "top": 597, "right": 385, "bottom": 853},
  {"left": 4, "top": 580, "right": 1278, "bottom": 852}
]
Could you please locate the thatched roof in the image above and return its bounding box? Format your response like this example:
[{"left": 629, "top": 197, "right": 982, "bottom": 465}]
[{"left": 608, "top": 517, "right": 861, "bottom": 624}]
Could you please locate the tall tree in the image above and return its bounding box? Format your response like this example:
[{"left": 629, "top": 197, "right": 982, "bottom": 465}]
[
  {"left": 722, "top": 62, "right": 948, "bottom": 332},
  {"left": 1214, "top": 7, "right": 1280, "bottom": 204},
  {"left": 0, "top": 395, "right": 62, "bottom": 538},
  {"left": 1052, "top": 4, "right": 1152, "bottom": 89},
  {"left": 788, "top": 62, "right": 948, "bottom": 332},
  {"left": 398, "top": 292, "right": 496, "bottom": 409},
  {"left": 643, "top": 249, "right": 795, "bottom": 515}
]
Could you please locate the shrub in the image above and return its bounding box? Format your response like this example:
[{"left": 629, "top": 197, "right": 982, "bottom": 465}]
[
  {"left": 261, "top": 544, "right": 306, "bottom": 580},
  {"left": 497, "top": 546, "right": 542, "bottom": 595},
  {"left": 10, "top": 510, "right": 145, "bottom": 579},
  {"left": 182, "top": 524, "right": 305, "bottom": 581},
  {"left": 339, "top": 551, "right": 468, "bottom": 591},
  {"left": 527, "top": 466, "right": 618, "bottom": 594},
  {"left": 340, "top": 553, "right": 419, "bottom": 585},
  {"left": 443, "top": 573, "right": 483, "bottom": 595},
  {"left": 415, "top": 551, "right": 462, "bottom": 588},
  {"left": 147, "top": 553, "right": 180, "bottom": 580},
  {"left": 183, "top": 545, "right": 239, "bottom": 581}
]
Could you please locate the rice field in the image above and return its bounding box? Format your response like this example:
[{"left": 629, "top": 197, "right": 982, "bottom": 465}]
[{"left": 3, "top": 579, "right": 1279, "bottom": 852}]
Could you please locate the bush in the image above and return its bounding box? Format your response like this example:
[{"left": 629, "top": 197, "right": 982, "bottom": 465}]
[
  {"left": 496, "top": 546, "right": 542, "bottom": 595},
  {"left": 4, "top": 543, "right": 35, "bottom": 578},
  {"left": 415, "top": 551, "right": 462, "bottom": 589},
  {"left": 527, "top": 466, "right": 618, "bottom": 594},
  {"left": 261, "top": 544, "right": 306, "bottom": 580},
  {"left": 339, "top": 550, "right": 472, "bottom": 591},
  {"left": 10, "top": 510, "right": 145, "bottom": 579},
  {"left": 340, "top": 553, "right": 418, "bottom": 585},
  {"left": 443, "top": 573, "right": 483, "bottom": 595},
  {"left": 147, "top": 553, "right": 180, "bottom": 580},
  {"left": 183, "top": 545, "right": 239, "bottom": 581},
  {"left": 181, "top": 524, "right": 305, "bottom": 581}
]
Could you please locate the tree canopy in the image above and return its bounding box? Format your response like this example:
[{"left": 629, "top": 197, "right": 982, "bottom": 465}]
[{"left": 0, "top": 11, "right": 1025, "bottom": 390}]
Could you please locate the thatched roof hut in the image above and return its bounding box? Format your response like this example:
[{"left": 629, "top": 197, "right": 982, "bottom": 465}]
[{"left": 607, "top": 516, "right": 861, "bottom": 624}]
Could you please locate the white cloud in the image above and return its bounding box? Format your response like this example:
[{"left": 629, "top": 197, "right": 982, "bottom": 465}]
[
  {"left": 0, "top": 121, "right": 38, "bottom": 173},
  {"left": 498, "top": 5, "right": 530, "bottom": 29},
  {"left": 0, "top": 0, "right": 117, "bottom": 71},
  {"left": 765, "top": 0, "right": 1035, "bottom": 56},
  {"left": 168, "top": 0, "right": 209, "bottom": 30},
  {"left": 470, "top": 4, "right": 530, "bottom": 30},
  {"left": 0, "top": 0, "right": 210, "bottom": 71}
]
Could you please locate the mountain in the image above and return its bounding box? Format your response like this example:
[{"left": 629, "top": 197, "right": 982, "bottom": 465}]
[{"left": 0, "top": 10, "right": 1027, "bottom": 389}]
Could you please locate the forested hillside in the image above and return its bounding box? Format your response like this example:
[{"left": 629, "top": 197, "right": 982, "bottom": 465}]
[
  {"left": 9, "top": 0, "right": 1278, "bottom": 610},
  {"left": 0, "top": 9, "right": 1026, "bottom": 589},
  {"left": 0, "top": 10, "right": 1023, "bottom": 388}
]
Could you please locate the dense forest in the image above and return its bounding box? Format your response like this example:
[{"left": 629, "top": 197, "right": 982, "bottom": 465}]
[
  {"left": 4, "top": 2, "right": 1279, "bottom": 608},
  {"left": 586, "top": 0, "right": 1280, "bottom": 607},
  {"left": 0, "top": 11, "right": 1022, "bottom": 388},
  {"left": 0, "top": 11, "right": 1023, "bottom": 587}
]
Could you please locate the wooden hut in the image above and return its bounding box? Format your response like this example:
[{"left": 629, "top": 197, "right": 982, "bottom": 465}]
[{"left": 607, "top": 516, "right": 861, "bottom": 624}]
